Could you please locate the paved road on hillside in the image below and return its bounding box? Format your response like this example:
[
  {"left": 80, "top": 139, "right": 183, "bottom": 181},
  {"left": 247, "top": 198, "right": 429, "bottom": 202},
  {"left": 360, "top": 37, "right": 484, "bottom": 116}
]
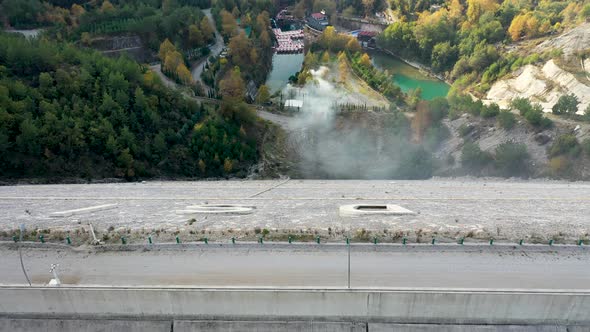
[
  {"left": 1, "top": 246, "right": 588, "bottom": 289},
  {"left": 191, "top": 9, "right": 225, "bottom": 93}
]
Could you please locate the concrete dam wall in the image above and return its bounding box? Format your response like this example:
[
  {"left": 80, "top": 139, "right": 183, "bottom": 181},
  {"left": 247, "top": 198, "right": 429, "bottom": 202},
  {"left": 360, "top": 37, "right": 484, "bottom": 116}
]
[{"left": 0, "top": 287, "right": 589, "bottom": 331}]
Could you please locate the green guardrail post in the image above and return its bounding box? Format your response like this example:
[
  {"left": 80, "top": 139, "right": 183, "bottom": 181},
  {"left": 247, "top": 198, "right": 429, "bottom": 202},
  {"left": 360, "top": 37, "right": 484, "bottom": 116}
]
[
  {"left": 258, "top": 237, "right": 263, "bottom": 244},
  {"left": 346, "top": 237, "right": 350, "bottom": 245},
  {"left": 39, "top": 235, "right": 45, "bottom": 243},
  {"left": 402, "top": 237, "right": 407, "bottom": 245},
  {"left": 232, "top": 237, "right": 235, "bottom": 244},
  {"left": 316, "top": 236, "right": 320, "bottom": 244},
  {"left": 489, "top": 238, "right": 494, "bottom": 245},
  {"left": 121, "top": 237, "right": 126, "bottom": 245},
  {"left": 66, "top": 236, "right": 71, "bottom": 245},
  {"left": 373, "top": 237, "right": 378, "bottom": 245},
  {"left": 431, "top": 237, "right": 435, "bottom": 245},
  {"left": 578, "top": 239, "right": 583, "bottom": 246},
  {"left": 458, "top": 237, "right": 464, "bottom": 245},
  {"left": 148, "top": 236, "right": 152, "bottom": 244},
  {"left": 13, "top": 235, "right": 18, "bottom": 243},
  {"left": 175, "top": 236, "right": 180, "bottom": 244},
  {"left": 519, "top": 239, "right": 524, "bottom": 246},
  {"left": 288, "top": 236, "right": 292, "bottom": 244},
  {"left": 204, "top": 237, "right": 208, "bottom": 244},
  {"left": 549, "top": 239, "right": 554, "bottom": 246}
]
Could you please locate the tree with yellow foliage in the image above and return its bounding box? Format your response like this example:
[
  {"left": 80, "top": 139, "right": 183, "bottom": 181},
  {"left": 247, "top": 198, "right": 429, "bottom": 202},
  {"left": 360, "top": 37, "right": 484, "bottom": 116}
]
[
  {"left": 158, "top": 39, "right": 175, "bottom": 62},
  {"left": 219, "top": 67, "right": 245, "bottom": 103},
  {"left": 221, "top": 10, "right": 238, "bottom": 38},
  {"left": 81, "top": 32, "right": 91, "bottom": 46},
  {"left": 223, "top": 158, "right": 233, "bottom": 173},
  {"left": 509, "top": 13, "right": 543, "bottom": 41},
  {"left": 100, "top": 0, "right": 114, "bottom": 13},
  {"left": 359, "top": 53, "right": 371, "bottom": 67},
  {"left": 198, "top": 159, "right": 206, "bottom": 174},
  {"left": 200, "top": 17, "right": 214, "bottom": 41},
  {"left": 448, "top": 0, "right": 463, "bottom": 23},
  {"left": 338, "top": 56, "right": 348, "bottom": 83},
  {"left": 71, "top": 4, "right": 85, "bottom": 17},
  {"left": 176, "top": 64, "right": 193, "bottom": 85},
  {"left": 345, "top": 38, "right": 361, "bottom": 53},
  {"left": 321, "top": 51, "right": 330, "bottom": 63},
  {"left": 411, "top": 101, "right": 432, "bottom": 143},
  {"left": 256, "top": 85, "right": 270, "bottom": 104},
  {"left": 163, "top": 51, "right": 183, "bottom": 74},
  {"left": 508, "top": 13, "right": 527, "bottom": 41},
  {"left": 466, "top": 0, "right": 498, "bottom": 23}
]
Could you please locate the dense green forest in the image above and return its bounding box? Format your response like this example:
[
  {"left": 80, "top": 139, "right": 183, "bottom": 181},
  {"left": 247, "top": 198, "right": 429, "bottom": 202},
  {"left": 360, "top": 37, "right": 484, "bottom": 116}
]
[
  {"left": 1, "top": 0, "right": 215, "bottom": 55},
  {"left": 0, "top": 33, "right": 258, "bottom": 179}
]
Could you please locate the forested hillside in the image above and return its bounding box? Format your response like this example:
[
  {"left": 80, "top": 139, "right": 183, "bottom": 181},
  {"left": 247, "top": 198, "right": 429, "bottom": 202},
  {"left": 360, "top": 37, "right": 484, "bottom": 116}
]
[
  {"left": 378, "top": 0, "right": 590, "bottom": 94},
  {"left": 0, "top": 33, "right": 258, "bottom": 180}
]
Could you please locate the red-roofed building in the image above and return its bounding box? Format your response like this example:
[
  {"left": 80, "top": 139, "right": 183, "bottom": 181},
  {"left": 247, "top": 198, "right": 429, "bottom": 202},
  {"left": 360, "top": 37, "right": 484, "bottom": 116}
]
[
  {"left": 357, "top": 30, "right": 378, "bottom": 49},
  {"left": 311, "top": 12, "right": 327, "bottom": 21}
]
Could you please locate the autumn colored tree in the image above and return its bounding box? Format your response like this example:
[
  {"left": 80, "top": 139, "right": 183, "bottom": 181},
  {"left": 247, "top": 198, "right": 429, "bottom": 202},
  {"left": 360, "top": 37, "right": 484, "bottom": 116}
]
[
  {"left": 221, "top": 9, "right": 238, "bottom": 38},
  {"left": 219, "top": 66, "right": 245, "bottom": 103},
  {"left": 163, "top": 50, "right": 183, "bottom": 73},
  {"left": 345, "top": 38, "right": 362, "bottom": 53},
  {"left": 223, "top": 158, "right": 233, "bottom": 173},
  {"left": 255, "top": 12, "right": 270, "bottom": 37},
  {"left": 256, "top": 85, "right": 270, "bottom": 104},
  {"left": 259, "top": 29, "right": 272, "bottom": 49},
  {"left": 359, "top": 53, "right": 371, "bottom": 67},
  {"left": 411, "top": 101, "right": 432, "bottom": 143},
  {"left": 200, "top": 17, "right": 214, "bottom": 41},
  {"left": 466, "top": 0, "right": 498, "bottom": 23},
  {"left": 71, "top": 4, "right": 85, "bottom": 17},
  {"left": 198, "top": 159, "right": 206, "bottom": 174},
  {"left": 158, "top": 39, "right": 175, "bottom": 62},
  {"left": 304, "top": 51, "right": 318, "bottom": 68},
  {"left": 176, "top": 64, "right": 193, "bottom": 84},
  {"left": 228, "top": 31, "right": 252, "bottom": 69},
  {"left": 338, "top": 56, "right": 348, "bottom": 82},
  {"left": 81, "top": 32, "right": 92, "bottom": 46},
  {"left": 100, "top": 0, "right": 115, "bottom": 13}
]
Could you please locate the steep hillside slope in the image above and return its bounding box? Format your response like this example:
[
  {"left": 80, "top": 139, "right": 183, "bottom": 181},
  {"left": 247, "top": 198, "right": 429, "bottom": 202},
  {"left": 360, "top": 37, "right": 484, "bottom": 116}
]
[{"left": 485, "top": 23, "right": 590, "bottom": 114}]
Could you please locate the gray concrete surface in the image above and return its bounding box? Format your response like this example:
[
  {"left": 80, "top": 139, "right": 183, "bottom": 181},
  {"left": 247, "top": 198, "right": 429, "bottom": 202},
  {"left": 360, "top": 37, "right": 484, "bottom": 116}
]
[
  {"left": 0, "top": 319, "right": 171, "bottom": 332},
  {"left": 2, "top": 179, "right": 590, "bottom": 243},
  {"left": 0, "top": 287, "right": 589, "bottom": 325},
  {"left": 0, "top": 246, "right": 588, "bottom": 289},
  {"left": 369, "top": 324, "right": 582, "bottom": 332},
  {"left": 174, "top": 320, "right": 366, "bottom": 332},
  {"left": 5, "top": 320, "right": 584, "bottom": 332}
]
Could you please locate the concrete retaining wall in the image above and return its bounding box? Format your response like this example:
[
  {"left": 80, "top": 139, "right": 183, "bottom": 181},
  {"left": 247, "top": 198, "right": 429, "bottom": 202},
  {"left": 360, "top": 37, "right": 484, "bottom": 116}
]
[
  {"left": 0, "top": 287, "right": 589, "bottom": 326},
  {"left": 0, "top": 318, "right": 171, "bottom": 332},
  {"left": 2, "top": 320, "right": 589, "bottom": 332}
]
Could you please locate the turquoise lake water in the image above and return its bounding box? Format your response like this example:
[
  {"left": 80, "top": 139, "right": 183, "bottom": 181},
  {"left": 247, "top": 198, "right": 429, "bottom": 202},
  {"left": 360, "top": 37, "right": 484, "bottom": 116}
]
[
  {"left": 265, "top": 53, "right": 304, "bottom": 93},
  {"left": 370, "top": 52, "right": 450, "bottom": 100}
]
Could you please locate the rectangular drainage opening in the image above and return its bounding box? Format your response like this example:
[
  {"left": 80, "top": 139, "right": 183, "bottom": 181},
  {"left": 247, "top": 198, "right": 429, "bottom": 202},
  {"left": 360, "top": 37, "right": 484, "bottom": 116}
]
[{"left": 354, "top": 205, "right": 388, "bottom": 211}]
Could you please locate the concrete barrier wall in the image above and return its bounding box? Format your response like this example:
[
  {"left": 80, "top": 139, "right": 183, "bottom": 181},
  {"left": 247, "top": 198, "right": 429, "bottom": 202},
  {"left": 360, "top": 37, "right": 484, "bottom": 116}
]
[
  {"left": 3, "top": 320, "right": 590, "bottom": 332},
  {"left": 0, "top": 287, "right": 589, "bottom": 325},
  {"left": 0, "top": 318, "right": 171, "bottom": 332}
]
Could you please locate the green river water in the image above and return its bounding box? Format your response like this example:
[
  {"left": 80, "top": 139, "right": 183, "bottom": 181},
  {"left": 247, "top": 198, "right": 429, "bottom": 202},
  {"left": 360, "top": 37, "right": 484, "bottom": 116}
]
[
  {"left": 265, "top": 51, "right": 450, "bottom": 100},
  {"left": 265, "top": 53, "right": 304, "bottom": 93},
  {"left": 370, "top": 52, "right": 450, "bottom": 100}
]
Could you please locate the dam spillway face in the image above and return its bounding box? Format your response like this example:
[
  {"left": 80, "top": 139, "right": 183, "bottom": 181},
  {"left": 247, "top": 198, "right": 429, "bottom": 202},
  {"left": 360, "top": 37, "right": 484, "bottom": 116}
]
[
  {"left": 339, "top": 204, "right": 416, "bottom": 217},
  {"left": 176, "top": 204, "right": 256, "bottom": 215}
]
